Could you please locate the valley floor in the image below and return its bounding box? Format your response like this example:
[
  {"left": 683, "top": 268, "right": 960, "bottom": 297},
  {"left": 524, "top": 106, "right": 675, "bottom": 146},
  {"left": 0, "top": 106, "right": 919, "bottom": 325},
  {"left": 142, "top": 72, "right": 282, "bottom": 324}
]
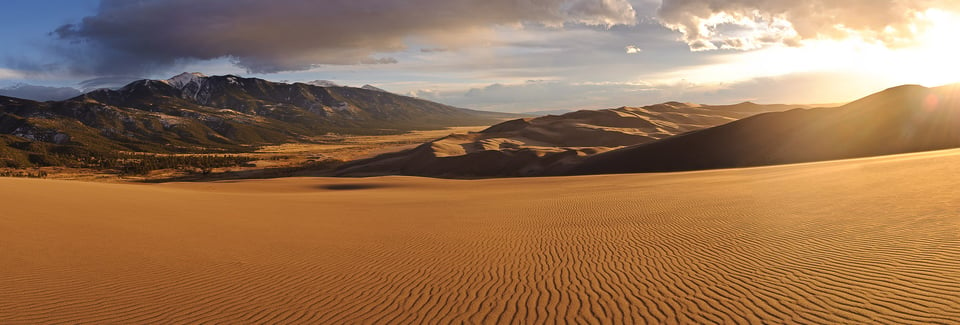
[
  {"left": 2, "top": 149, "right": 959, "bottom": 323},
  {"left": 2, "top": 126, "right": 487, "bottom": 183}
]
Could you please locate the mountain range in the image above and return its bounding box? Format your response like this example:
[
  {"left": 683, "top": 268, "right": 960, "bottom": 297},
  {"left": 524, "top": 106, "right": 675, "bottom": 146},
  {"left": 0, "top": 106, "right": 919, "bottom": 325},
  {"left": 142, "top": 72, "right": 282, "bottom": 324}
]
[
  {"left": 0, "top": 84, "right": 83, "bottom": 102},
  {"left": 0, "top": 73, "right": 511, "bottom": 167}
]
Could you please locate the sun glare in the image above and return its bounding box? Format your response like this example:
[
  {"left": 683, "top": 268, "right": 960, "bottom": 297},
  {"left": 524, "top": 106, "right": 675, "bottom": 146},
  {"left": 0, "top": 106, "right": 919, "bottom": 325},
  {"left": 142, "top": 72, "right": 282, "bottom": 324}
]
[
  {"left": 821, "top": 8, "right": 960, "bottom": 88},
  {"left": 899, "top": 9, "right": 960, "bottom": 86},
  {"left": 644, "top": 8, "right": 960, "bottom": 104}
]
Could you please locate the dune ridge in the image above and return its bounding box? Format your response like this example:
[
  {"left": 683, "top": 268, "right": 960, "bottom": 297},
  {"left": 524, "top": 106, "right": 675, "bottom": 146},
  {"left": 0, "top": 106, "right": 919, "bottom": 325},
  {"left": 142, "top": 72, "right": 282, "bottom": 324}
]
[
  {"left": 573, "top": 84, "right": 960, "bottom": 174},
  {"left": 2, "top": 149, "right": 960, "bottom": 323},
  {"left": 336, "top": 102, "right": 799, "bottom": 177}
]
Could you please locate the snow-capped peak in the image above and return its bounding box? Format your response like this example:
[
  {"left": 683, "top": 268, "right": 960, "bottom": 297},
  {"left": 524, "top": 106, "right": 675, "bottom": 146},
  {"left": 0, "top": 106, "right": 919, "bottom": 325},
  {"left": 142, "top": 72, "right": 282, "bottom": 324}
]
[
  {"left": 306, "top": 80, "right": 341, "bottom": 88},
  {"left": 165, "top": 72, "right": 207, "bottom": 89}
]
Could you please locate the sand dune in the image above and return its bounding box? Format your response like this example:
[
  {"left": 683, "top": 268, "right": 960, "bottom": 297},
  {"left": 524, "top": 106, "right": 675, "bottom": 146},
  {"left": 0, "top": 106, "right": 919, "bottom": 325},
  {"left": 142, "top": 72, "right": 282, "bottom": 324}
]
[
  {"left": 336, "top": 102, "right": 799, "bottom": 177},
  {"left": 573, "top": 84, "right": 960, "bottom": 175},
  {"left": 2, "top": 149, "right": 959, "bottom": 323}
]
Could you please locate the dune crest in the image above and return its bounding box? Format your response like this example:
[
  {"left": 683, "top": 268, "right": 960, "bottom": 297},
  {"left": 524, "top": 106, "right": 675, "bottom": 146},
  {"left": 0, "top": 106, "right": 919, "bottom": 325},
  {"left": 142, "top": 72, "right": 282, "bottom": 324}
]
[{"left": 574, "top": 84, "right": 960, "bottom": 174}]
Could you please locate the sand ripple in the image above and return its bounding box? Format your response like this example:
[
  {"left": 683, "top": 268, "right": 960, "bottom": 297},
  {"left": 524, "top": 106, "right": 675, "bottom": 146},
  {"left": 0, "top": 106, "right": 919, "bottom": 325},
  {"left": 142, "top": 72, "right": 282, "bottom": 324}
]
[{"left": 2, "top": 150, "right": 959, "bottom": 323}]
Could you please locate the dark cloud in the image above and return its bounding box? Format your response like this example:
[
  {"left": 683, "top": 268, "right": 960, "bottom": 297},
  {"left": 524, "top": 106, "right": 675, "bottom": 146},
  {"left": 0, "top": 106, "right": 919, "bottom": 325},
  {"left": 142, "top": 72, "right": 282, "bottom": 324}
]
[
  {"left": 0, "top": 84, "right": 82, "bottom": 101},
  {"left": 77, "top": 76, "right": 144, "bottom": 91},
  {"left": 50, "top": 0, "right": 637, "bottom": 75}
]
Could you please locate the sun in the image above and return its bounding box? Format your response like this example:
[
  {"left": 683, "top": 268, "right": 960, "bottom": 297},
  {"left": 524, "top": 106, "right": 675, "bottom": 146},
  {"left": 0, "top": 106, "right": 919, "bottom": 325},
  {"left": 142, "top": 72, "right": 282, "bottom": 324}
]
[{"left": 889, "top": 9, "right": 960, "bottom": 87}]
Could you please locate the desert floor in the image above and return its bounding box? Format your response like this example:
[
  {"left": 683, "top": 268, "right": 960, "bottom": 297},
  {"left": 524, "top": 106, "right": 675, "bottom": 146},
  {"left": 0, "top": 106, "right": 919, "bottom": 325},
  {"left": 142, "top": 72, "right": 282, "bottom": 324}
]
[{"left": 2, "top": 149, "right": 959, "bottom": 324}]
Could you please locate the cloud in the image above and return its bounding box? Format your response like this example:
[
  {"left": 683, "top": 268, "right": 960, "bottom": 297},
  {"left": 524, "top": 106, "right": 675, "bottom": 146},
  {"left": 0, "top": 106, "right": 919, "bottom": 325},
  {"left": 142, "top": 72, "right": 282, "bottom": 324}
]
[
  {"left": 0, "top": 84, "right": 82, "bottom": 101},
  {"left": 656, "top": 0, "right": 960, "bottom": 51},
  {"left": 406, "top": 70, "right": 896, "bottom": 112},
  {"left": 625, "top": 45, "right": 643, "bottom": 53},
  {"left": 77, "top": 76, "right": 144, "bottom": 91},
  {"left": 0, "top": 68, "right": 25, "bottom": 79},
  {"left": 412, "top": 80, "right": 658, "bottom": 111},
  {"left": 48, "top": 0, "right": 637, "bottom": 75}
]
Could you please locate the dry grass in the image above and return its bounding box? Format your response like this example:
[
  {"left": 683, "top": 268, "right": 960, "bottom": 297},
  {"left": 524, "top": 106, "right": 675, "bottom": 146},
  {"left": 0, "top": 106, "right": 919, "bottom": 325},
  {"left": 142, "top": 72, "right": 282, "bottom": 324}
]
[
  {"left": 9, "top": 126, "right": 488, "bottom": 182},
  {"left": 256, "top": 126, "right": 488, "bottom": 160}
]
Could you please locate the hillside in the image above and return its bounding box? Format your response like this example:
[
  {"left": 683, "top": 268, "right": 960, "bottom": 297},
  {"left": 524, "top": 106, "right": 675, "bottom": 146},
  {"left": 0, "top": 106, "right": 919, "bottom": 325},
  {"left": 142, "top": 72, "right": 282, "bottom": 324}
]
[
  {"left": 336, "top": 102, "right": 801, "bottom": 177},
  {"left": 0, "top": 73, "right": 511, "bottom": 168},
  {"left": 571, "top": 84, "right": 960, "bottom": 174}
]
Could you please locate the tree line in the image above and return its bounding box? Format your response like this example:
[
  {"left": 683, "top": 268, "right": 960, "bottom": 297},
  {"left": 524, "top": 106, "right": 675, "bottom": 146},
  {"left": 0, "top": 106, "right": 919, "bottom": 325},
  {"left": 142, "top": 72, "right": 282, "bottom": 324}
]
[{"left": 1, "top": 143, "right": 257, "bottom": 175}]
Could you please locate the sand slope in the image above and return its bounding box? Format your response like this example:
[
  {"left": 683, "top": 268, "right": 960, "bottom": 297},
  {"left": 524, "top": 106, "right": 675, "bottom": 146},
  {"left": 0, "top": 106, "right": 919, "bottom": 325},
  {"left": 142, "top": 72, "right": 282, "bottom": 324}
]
[
  {"left": 2, "top": 149, "right": 960, "bottom": 323},
  {"left": 574, "top": 84, "right": 960, "bottom": 175}
]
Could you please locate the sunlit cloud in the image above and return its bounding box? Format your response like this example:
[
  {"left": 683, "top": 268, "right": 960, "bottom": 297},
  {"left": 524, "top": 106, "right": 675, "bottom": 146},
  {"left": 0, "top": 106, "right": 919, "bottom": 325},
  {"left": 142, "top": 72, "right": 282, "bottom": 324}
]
[
  {"left": 657, "top": 0, "right": 960, "bottom": 51},
  {"left": 646, "top": 9, "right": 960, "bottom": 88}
]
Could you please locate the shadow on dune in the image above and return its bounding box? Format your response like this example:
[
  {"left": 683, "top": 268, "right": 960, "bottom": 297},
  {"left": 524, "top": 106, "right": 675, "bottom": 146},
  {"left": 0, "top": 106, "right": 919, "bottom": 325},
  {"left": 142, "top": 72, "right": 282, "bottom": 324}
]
[{"left": 570, "top": 84, "right": 960, "bottom": 175}]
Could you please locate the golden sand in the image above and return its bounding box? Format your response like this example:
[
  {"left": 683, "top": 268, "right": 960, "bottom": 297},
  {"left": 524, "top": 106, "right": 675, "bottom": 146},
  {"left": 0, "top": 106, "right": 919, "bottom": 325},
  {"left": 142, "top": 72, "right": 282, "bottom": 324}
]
[{"left": 2, "top": 149, "right": 959, "bottom": 323}]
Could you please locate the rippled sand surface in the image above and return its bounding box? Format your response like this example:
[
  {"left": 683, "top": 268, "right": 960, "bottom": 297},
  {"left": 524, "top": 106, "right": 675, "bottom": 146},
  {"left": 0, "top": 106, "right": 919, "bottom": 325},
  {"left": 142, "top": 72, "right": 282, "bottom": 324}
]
[{"left": 2, "top": 149, "right": 959, "bottom": 324}]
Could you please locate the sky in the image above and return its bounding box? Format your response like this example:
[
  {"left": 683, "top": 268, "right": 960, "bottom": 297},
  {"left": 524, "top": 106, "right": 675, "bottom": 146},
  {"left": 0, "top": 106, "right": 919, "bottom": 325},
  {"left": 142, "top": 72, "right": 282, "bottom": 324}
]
[{"left": 1, "top": 0, "right": 960, "bottom": 112}]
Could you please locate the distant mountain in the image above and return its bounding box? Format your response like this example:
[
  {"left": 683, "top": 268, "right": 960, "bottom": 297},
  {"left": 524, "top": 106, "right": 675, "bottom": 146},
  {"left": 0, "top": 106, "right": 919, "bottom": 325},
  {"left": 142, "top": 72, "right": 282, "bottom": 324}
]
[
  {"left": 570, "top": 84, "right": 960, "bottom": 175},
  {"left": 0, "top": 84, "right": 82, "bottom": 102},
  {"left": 0, "top": 73, "right": 512, "bottom": 167},
  {"left": 336, "top": 102, "right": 801, "bottom": 177}
]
